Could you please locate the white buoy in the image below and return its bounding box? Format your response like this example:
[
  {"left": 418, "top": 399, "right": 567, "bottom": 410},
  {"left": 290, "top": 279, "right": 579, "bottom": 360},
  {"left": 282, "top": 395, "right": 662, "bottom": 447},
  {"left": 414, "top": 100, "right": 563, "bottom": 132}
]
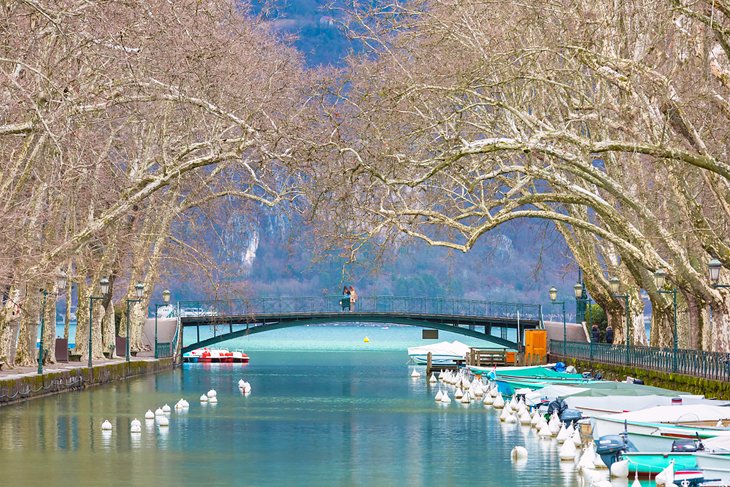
[
  {"left": 209, "top": 396, "right": 218, "bottom": 404},
  {"left": 155, "top": 407, "right": 164, "bottom": 416},
  {"left": 510, "top": 446, "right": 528, "bottom": 460},
  {"left": 207, "top": 389, "right": 217, "bottom": 398},
  {"left": 238, "top": 379, "right": 246, "bottom": 388},
  {"left": 610, "top": 459, "right": 629, "bottom": 478},
  {"left": 505, "top": 411, "right": 517, "bottom": 423},
  {"left": 578, "top": 444, "right": 596, "bottom": 471},
  {"left": 654, "top": 460, "right": 674, "bottom": 486},
  {"left": 500, "top": 406, "right": 510, "bottom": 422},
  {"left": 410, "top": 369, "right": 421, "bottom": 378},
  {"left": 130, "top": 419, "right": 141, "bottom": 433},
  {"left": 493, "top": 394, "right": 505, "bottom": 409},
  {"left": 182, "top": 399, "right": 189, "bottom": 408},
  {"left": 241, "top": 382, "right": 251, "bottom": 394},
  {"left": 429, "top": 373, "right": 437, "bottom": 384},
  {"left": 556, "top": 423, "right": 570, "bottom": 443},
  {"left": 559, "top": 438, "right": 577, "bottom": 460},
  {"left": 131, "top": 418, "right": 141, "bottom": 428},
  {"left": 460, "top": 392, "right": 471, "bottom": 404},
  {"left": 530, "top": 410, "right": 541, "bottom": 426},
  {"left": 162, "top": 404, "right": 171, "bottom": 413},
  {"left": 101, "top": 419, "right": 113, "bottom": 431},
  {"left": 537, "top": 423, "right": 552, "bottom": 438},
  {"left": 441, "top": 391, "right": 451, "bottom": 404},
  {"left": 157, "top": 415, "right": 169, "bottom": 427},
  {"left": 454, "top": 387, "right": 464, "bottom": 399},
  {"left": 593, "top": 451, "right": 608, "bottom": 469},
  {"left": 549, "top": 419, "right": 562, "bottom": 436},
  {"left": 145, "top": 409, "right": 154, "bottom": 419},
  {"left": 200, "top": 394, "right": 208, "bottom": 402},
  {"left": 483, "top": 394, "right": 495, "bottom": 406},
  {"left": 519, "top": 410, "right": 532, "bottom": 425},
  {"left": 435, "top": 390, "right": 443, "bottom": 402},
  {"left": 572, "top": 428, "right": 582, "bottom": 446}
]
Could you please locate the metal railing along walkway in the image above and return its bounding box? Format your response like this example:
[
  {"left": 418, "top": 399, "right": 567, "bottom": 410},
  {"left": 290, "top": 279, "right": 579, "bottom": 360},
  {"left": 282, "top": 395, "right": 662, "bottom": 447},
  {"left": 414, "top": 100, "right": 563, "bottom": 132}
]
[
  {"left": 551, "top": 339, "right": 730, "bottom": 382},
  {"left": 177, "top": 295, "right": 543, "bottom": 320}
]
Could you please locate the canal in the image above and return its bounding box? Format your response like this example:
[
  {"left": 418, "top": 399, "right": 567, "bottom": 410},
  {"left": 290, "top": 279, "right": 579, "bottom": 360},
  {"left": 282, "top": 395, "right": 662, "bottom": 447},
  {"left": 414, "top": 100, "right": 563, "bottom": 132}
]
[{"left": 1, "top": 326, "right": 623, "bottom": 486}]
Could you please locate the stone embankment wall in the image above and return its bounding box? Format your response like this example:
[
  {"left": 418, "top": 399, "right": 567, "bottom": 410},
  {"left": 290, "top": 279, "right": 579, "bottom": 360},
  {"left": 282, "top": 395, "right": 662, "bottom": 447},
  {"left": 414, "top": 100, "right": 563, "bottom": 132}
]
[
  {"left": 0, "top": 358, "right": 174, "bottom": 407},
  {"left": 551, "top": 355, "right": 730, "bottom": 400}
]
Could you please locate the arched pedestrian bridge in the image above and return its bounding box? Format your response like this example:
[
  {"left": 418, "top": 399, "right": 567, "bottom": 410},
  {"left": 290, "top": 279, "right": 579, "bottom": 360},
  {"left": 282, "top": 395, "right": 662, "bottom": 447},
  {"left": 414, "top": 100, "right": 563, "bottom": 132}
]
[{"left": 178, "top": 296, "right": 544, "bottom": 353}]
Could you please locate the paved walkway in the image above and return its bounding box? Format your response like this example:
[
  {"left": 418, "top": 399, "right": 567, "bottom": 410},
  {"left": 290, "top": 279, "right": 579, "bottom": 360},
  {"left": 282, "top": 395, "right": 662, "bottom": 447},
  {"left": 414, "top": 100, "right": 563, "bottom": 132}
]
[{"left": 0, "top": 350, "right": 158, "bottom": 381}]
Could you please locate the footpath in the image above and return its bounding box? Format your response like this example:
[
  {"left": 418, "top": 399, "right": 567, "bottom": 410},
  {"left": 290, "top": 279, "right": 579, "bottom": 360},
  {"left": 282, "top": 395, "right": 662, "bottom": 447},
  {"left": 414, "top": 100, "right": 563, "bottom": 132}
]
[{"left": 0, "top": 351, "right": 174, "bottom": 406}]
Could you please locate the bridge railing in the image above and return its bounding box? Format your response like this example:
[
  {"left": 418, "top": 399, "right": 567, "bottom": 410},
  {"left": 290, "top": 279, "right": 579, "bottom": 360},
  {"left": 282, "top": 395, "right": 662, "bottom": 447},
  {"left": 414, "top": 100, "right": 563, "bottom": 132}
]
[
  {"left": 177, "top": 296, "right": 542, "bottom": 321},
  {"left": 551, "top": 339, "right": 730, "bottom": 381}
]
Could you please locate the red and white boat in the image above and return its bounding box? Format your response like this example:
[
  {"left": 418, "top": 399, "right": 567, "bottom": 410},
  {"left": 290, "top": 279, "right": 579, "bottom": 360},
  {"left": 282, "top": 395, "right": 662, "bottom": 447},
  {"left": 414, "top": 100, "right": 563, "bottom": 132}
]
[{"left": 183, "top": 348, "right": 249, "bottom": 363}]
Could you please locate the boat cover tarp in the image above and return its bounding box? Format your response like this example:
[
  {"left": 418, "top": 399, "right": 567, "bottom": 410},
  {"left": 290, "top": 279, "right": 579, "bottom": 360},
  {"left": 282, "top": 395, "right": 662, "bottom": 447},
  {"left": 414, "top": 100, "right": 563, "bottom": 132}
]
[
  {"left": 600, "top": 404, "right": 730, "bottom": 424},
  {"left": 702, "top": 435, "right": 730, "bottom": 451},
  {"left": 408, "top": 340, "right": 471, "bottom": 360}
]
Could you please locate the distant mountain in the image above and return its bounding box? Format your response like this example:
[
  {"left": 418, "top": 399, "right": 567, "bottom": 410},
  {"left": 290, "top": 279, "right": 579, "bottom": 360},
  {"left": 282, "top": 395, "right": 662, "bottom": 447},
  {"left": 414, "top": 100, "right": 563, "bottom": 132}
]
[
  {"left": 251, "top": 0, "right": 353, "bottom": 66},
  {"left": 169, "top": 1, "right": 576, "bottom": 308}
]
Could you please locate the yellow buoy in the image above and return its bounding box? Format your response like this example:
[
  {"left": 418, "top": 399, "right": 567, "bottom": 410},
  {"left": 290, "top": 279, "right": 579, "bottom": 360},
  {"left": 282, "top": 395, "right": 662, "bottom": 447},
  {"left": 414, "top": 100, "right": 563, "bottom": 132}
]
[{"left": 363, "top": 337, "right": 370, "bottom": 343}]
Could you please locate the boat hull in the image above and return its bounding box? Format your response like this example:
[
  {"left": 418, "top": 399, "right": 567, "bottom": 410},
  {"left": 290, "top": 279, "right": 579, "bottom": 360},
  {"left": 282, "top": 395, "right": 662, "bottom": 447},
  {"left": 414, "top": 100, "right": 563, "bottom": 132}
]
[
  {"left": 622, "top": 452, "right": 698, "bottom": 475},
  {"left": 592, "top": 417, "right": 730, "bottom": 451}
]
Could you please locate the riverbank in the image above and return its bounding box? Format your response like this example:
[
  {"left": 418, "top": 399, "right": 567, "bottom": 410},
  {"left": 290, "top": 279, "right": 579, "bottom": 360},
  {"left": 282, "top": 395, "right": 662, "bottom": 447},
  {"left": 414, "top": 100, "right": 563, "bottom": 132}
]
[{"left": 0, "top": 353, "right": 174, "bottom": 407}]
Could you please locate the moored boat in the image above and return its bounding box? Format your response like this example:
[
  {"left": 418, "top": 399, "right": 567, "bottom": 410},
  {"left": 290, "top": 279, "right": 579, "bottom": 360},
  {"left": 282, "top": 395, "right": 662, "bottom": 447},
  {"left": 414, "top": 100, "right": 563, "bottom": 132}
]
[
  {"left": 593, "top": 405, "right": 730, "bottom": 451},
  {"left": 407, "top": 340, "right": 471, "bottom": 365},
  {"left": 183, "top": 348, "right": 249, "bottom": 364}
]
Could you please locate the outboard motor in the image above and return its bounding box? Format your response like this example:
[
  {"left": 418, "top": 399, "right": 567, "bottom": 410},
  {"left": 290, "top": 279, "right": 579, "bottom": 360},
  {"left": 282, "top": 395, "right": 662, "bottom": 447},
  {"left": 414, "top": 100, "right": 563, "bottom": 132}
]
[
  {"left": 560, "top": 408, "right": 583, "bottom": 426},
  {"left": 671, "top": 434, "right": 705, "bottom": 453},
  {"left": 547, "top": 397, "right": 583, "bottom": 425},
  {"left": 547, "top": 398, "right": 568, "bottom": 417},
  {"left": 594, "top": 423, "right": 638, "bottom": 469}
]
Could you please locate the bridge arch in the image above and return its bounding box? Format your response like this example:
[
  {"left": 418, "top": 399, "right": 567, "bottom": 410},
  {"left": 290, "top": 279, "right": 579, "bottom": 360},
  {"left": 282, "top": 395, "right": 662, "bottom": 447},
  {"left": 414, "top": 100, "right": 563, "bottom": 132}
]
[{"left": 181, "top": 315, "right": 525, "bottom": 353}]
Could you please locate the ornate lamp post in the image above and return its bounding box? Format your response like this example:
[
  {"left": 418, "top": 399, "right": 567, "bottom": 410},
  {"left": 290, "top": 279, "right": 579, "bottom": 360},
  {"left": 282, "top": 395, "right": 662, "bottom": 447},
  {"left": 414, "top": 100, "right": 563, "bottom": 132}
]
[
  {"left": 549, "top": 287, "right": 567, "bottom": 359},
  {"left": 609, "top": 276, "right": 631, "bottom": 365},
  {"left": 125, "top": 282, "right": 144, "bottom": 363},
  {"left": 38, "top": 272, "right": 67, "bottom": 374},
  {"left": 154, "top": 289, "right": 171, "bottom": 359},
  {"left": 709, "top": 259, "right": 730, "bottom": 289},
  {"left": 653, "top": 269, "right": 678, "bottom": 373},
  {"left": 88, "top": 277, "right": 110, "bottom": 368}
]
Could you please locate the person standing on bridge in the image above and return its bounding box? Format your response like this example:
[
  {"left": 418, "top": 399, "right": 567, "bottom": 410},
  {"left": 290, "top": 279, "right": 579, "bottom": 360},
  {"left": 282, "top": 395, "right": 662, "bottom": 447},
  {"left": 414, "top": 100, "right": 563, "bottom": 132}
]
[
  {"left": 349, "top": 285, "right": 358, "bottom": 311},
  {"left": 342, "top": 286, "right": 351, "bottom": 311}
]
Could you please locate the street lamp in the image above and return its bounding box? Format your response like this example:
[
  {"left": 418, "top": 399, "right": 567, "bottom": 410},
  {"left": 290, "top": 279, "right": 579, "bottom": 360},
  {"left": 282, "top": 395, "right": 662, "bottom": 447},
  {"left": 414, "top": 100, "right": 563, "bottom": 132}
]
[
  {"left": 574, "top": 281, "right": 593, "bottom": 359},
  {"left": 125, "top": 282, "right": 145, "bottom": 363},
  {"left": 653, "top": 269, "right": 678, "bottom": 373},
  {"left": 88, "top": 277, "right": 110, "bottom": 368},
  {"left": 549, "top": 287, "right": 567, "bottom": 359},
  {"left": 38, "top": 272, "right": 68, "bottom": 375},
  {"left": 609, "top": 276, "right": 631, "bottom": 365},
  {"left": 708, "top": 259, "right": 730, "bottom": 288},
  {"left": 154, "top": 289, "right": 171, "bottom": 359}
]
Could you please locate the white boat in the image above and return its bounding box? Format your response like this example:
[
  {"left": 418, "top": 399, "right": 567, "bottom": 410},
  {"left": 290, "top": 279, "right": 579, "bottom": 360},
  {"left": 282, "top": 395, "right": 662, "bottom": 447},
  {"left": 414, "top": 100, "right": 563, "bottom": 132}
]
[
  {"left": 407, "top": 340, "right": 471, "bottom": 364},
  {"left": 592, "top": 405, "right": 730, "bottom": 451}
]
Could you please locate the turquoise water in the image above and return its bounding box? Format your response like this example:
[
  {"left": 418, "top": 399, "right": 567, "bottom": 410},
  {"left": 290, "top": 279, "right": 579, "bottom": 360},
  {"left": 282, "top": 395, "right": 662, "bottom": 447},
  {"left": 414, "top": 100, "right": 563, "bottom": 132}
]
[
  {"left": 182, "top": 324, "right": 518, "bottom": 351},
  {"left": 4, "top": 326, "right": 625, "bottom": 486}
]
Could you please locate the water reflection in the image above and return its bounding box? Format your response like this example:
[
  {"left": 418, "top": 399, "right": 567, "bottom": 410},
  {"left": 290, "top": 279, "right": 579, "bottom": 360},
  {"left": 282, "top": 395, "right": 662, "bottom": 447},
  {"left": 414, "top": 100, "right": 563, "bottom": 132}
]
[
  {"left": 130, "top": 432, "right": 142, "bottom": 449},
  {"left": 0, "top": 350, "right": 595, "bottom": 487},
  {"left": 101, "top": 430, "right": 112, "bottom": 449}
]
